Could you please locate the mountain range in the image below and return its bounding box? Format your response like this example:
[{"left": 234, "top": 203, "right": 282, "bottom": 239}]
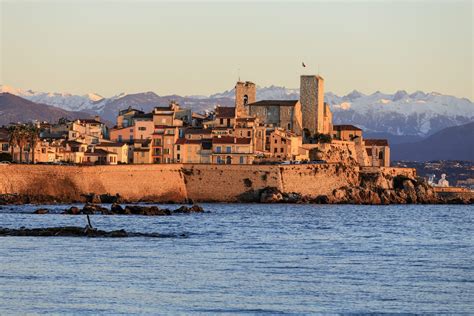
[
  {"left": 0, "top": 93, "right": 90, "bottom": 126},
  {"left": 1, "top": 84, "right": 473, "bottom": 161},
  {"left": 2, "top": 84, "right": 472, "bottom": 140}
]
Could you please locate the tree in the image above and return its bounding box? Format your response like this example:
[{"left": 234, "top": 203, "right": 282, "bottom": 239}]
[
  {"left": 27, "top": 125, "right": 40, "bottom": 163},
  {"left": 16, "top": 126, "right": 29, "bottom": 163},
  {"left": 8, "top": 125, "right": 18, "bottom": 161}
]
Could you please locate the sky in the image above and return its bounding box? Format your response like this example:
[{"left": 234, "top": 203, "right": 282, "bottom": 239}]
[{"left": 1, "top": 0, "right": 473, "bottom": 99}]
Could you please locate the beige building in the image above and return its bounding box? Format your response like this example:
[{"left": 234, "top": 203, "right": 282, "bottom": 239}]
[
  {"left": 269, "top": 129, "right": 302, "bottom": 160},
  {"left": 247, "top": 100, "right": 303, "bottom": 135},
  {"left": 211, "top": 136, "right": 254, "bottom": 164},
  {"left": 83, "top": 148, "right": 118, "bottom": 165},
  {"left": 365, "top": 139, "right": 390, "bottom": 167},
  {"left": 332, "top": 125, "right": 363, "bottom": 141},
  {"left": 68, "top": 118, "right": 106, "bottom": 145},
  {"left": 96, "top": 142, "right": 129, "bottom": 164},
  {"left": 174, "top": 138, "right": 212, "bottom": 164}
]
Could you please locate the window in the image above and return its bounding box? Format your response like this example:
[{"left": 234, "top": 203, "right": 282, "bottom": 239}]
[
  {"left": 227, "top": 119, "right": 231, "bottom": 127},
  {"left": 220, "top": 118, "right": 224, "bottom": 125},
  {"left": 177, "top": 145, "right": 181, "bottom": 151},
  {"left": 163, "top": 149, "right": 169, "bottom": 154},
  {"left": 274, "top": 139, "right": 277, "bottom": 144},
  {"left": 154, "top": 139, "right": 161, "bottom": 146},
  {"left": 138, "top": 127, "right": 146, "bottom": 131},
  {"left": 177, "top": 154, "right": 180, "bottom": 160},
  {"left": 130, "top": 129, "right": 133, "bottom": 133},
  {"left": 247, "top": 131, "right": 251, "bottom": 137},
  {"left": 274, "top": 148, "right": 277, "bottom": 153},
  {"left": 141, "top": 152, "right": 144, "bottom": 158},
  {"left": 243, "top": 94, "right": 248, "bottom": 106},
  {"left": 226, "top": 146, "right": 231, "bottom": 153},
  {"left": 240, "top": 156, "right": 244, "bottom": 164},
  {"left": 118, "top": 135, "right": 122, "bottom": 142},
  {"left": 280, "top": 148, "right": 284, "bottom": 153},
  {"left": 1, "top": 144, "right": 8, "bottom": 151},
  {"left": 288, "top": 123, "right": 291, "bottom": 130},
  {"left": 216, "top": 146, "right": 221, "bottom": 153}
]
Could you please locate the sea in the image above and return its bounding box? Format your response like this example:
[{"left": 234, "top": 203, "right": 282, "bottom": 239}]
[{"left": 0, "top": 203, "right": 472, "bottom": 314}]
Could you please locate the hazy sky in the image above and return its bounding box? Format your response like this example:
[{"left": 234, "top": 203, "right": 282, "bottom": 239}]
[{"left": 1, "top": 0, "right": 473, "bottom": 99}]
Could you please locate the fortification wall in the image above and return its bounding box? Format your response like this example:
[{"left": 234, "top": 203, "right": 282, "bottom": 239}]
[
  {"left": 0, "top": 164, "right": 187, "bottom": 202},
  {"left": 0, "top": 164, "right": 413, "bottom": 203}
]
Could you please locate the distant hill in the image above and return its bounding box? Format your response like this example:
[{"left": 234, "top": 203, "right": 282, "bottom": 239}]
[
  {"left": 391, "top": 122, "right": 474, "bottom": 161},
  {"left": 0, "top": 93, "right": 90, "bottom": 125}
]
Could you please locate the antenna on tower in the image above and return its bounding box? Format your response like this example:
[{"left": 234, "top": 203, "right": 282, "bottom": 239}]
[{"left": 238, "top": 68, "right": 241, "bottom": 82}]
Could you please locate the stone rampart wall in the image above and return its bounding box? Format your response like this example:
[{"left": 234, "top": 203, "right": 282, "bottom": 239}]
[{"left": 0, "top": 164, "right": 412, "bottom": 203}]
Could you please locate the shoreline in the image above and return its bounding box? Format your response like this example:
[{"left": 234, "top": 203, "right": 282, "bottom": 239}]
[{"left": 1, "top": 164, "right": 472, "bottom": 205}]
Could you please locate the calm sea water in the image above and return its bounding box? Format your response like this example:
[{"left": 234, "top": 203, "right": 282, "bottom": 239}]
[{"left": 0, "top": 204, "right": 472, "bottom": 314}]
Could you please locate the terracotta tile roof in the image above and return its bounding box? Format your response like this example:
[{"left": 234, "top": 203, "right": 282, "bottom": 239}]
[
  {"left": 185, "top": 128, "right": 212, "bottom": 135},
  {"left": 247, "top": 100, "right": 298, "bottom": 107},
  {"left": 215, "top": 107, "right": 235, "bottom": 118},
  {"left": 175, "top": 138, "right": 203, "bottom": 145},
  {"left": 212, "top": 136, "right": 251, "bottom": 145},
  {"left": 96, "top": 142, "right": 127, "bottom": 147},
  {"left": 85, "top": 149, "right": 116, "bottom": 156},
  {"left": 77, "top": 119, "right": 102, "bottom": 124},
  {"left": 333, "top": 124, "right": 362, "bottom": 131},
  {"left": 365, "top": 139, "right": 389, "bottom": 146}
]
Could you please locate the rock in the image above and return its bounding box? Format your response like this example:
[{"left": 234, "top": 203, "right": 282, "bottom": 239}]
[
  {"left": 79, "top": 204, "right": 110, "bottom": 215},
  {"left": 111, "top": 203, "right": 124, "bottom": 214},
  {"left": 123, "top": 205, "right": 171, "bottom": 216},
  {"left": 314, "top": 195, "right": 329, "bottom": 204},
  {"left": 33, "top": 208, "right": 49, "bottom": 214},
  {"left": 260, "top": 187, "right": 283, "bottom": 203},
  {"left": 0, "top": 226, "right": 178, "bottom": 238},
  {"left": 63, "top": 206, "right": 81, "bottom": 215},
  {"left": 99, "top": 193, "right": 122, "bottom": 204},
  {"left": 283, "top": 192, "right": 303, "bottom": 203},
  {"left": 173, "top": 204, "right": 204, "bottom": 213}
]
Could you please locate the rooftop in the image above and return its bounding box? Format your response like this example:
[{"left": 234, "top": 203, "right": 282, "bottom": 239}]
[
  {"left": 215, "top": 107, "right": 236, "bottom": 118},
  {"left": 333, "top": 124, "right": 362, "bottom": 131},
  {"left": 247, "top": 100, "right": 299, "bottom": 107},
  {"left": 212, "top": 136, "right": 252, "bottom": 145},
  {"left": 365, "top": 139, "right": 389, "bottom": 146}
]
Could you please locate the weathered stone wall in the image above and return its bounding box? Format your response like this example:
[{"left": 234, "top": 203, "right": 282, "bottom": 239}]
[{"left": 0, "top": 164, "right": 413, "bottom": 203}]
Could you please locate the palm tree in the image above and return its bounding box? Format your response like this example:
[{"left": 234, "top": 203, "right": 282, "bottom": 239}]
[
  {"left": 8, "top": 126, "right": 18, "bottom": 161},
  {"left": 16, "top": 126, "right": 29, "bottom": 163},
  {"left": 27, "top": 125, "right": 40, "bottom": 163}
]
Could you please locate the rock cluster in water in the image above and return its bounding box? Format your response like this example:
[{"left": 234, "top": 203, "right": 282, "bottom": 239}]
[
  {"left": 0, "top": 226, "right": 187, "bottom": 238},
  {"left": 257, "top": 175, "right": 473, "bottom": 205},
  {"left": 33, "top": 204, "right": 204, "bottom": 216}
]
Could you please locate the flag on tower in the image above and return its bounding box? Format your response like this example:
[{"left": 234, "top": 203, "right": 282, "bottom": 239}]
[{"left": 302, "top": 62, "right": 306, "bottom": 67}]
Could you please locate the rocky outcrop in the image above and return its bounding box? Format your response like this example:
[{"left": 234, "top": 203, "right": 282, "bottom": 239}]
[
  {"left": 55, "top": 204, "right": 205, "bottom": 216},
  {"left": 0, "top": 226, "right": 188, "bottom": 238},
  {"left": 254, "top": 172, "right": 470, "bottom": 205}
]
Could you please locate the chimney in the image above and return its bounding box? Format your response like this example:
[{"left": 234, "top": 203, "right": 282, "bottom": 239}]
[{"left": 94, "top": 115, "right": 100, "bottom": 122}]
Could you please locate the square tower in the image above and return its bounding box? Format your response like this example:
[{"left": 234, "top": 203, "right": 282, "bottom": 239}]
[
  {"left": 300, "top": 75, "right": 325, "bottom": 134},
  {"left": 235, "top": 81, "right": 256, "bottom": 118}
]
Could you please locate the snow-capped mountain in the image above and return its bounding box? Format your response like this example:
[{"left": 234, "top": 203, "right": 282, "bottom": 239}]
[
  {"left": 2, "top": 84, "right": 472, "bottom": 137},
  {"left": 0, "top": 85, "right": 111, "bottom": 112}
]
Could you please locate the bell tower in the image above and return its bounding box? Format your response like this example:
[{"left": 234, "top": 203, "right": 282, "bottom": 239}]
[{"left": 235, "top": 81, "right": 256, "bottom": 118}]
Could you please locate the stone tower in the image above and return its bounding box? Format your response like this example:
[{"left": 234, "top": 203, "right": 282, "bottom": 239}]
[
  {"left": 300, "top": 75, "right": 325, "bottom": 134},
  {"left": 235, "top": 81, "right": 256, "bottom": 118}
]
